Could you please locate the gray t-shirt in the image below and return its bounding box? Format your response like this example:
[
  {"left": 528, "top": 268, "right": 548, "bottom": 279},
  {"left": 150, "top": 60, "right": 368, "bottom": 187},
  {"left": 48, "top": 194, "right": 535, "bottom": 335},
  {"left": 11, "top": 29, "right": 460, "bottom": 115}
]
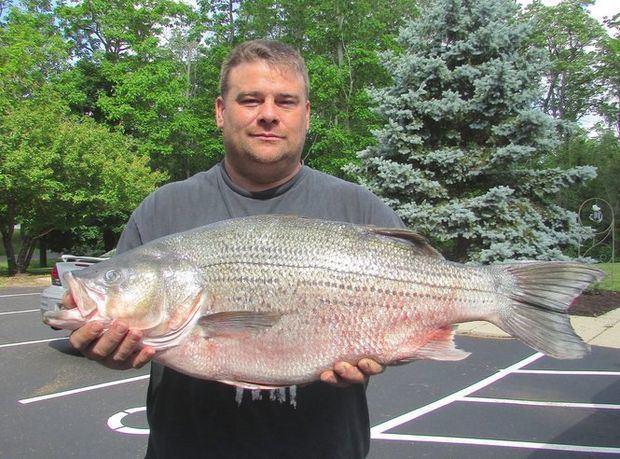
[{"left": 117, "top": 163, "right": 403, "bottom": 459}]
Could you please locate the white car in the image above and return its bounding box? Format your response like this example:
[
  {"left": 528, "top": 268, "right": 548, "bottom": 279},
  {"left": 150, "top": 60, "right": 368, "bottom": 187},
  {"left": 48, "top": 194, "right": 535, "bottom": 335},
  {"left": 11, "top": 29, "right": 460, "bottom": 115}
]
[{"left": 40, "top": 253, "right": 111, "bottom": 322}]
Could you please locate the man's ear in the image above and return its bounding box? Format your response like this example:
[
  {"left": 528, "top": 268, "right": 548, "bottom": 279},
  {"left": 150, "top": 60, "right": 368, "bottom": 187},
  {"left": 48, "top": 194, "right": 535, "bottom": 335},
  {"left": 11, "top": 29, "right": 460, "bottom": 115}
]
[{"left": 215, "top": 96, "right": 225, "bottom": 129}]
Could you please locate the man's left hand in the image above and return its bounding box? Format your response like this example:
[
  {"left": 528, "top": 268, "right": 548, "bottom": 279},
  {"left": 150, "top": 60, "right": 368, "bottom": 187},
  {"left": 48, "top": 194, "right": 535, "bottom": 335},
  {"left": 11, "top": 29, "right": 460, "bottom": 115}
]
[{"left": 320, "top": 359, "right": 384, "bottom": 387}]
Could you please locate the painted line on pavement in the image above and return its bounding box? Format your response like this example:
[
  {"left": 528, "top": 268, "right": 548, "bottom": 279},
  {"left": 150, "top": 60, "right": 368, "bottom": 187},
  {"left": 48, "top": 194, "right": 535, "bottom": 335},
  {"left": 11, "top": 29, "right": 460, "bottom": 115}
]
[
  {"left": 463, "top": 396, "right": 620, "bottom": 410},
  {"left": 0, "top": 337, "right": 69, "bottom": 349},
  {"left": 107, "top": 406, "right": 149, "bottom": 435},
  {"left": 370, "top": 352, "right": 544, "bottom": 435},
  {"left": 372, "top": 433, "right": 620, "bottom": 454},
  {"left": 514, "top": 369, "right": 620, "bottom": 376},
  {"left": 0, "top": 293, "right": 41, "bottom": 298},
  {"left": 371, "top": 352, "right": 620, "bottom": 454},
  {"left": 19, "top": 375, "right": 150, "bottom": 404},
  {"left": 0, "top": 309, "right": 39, "bottom": 316}
]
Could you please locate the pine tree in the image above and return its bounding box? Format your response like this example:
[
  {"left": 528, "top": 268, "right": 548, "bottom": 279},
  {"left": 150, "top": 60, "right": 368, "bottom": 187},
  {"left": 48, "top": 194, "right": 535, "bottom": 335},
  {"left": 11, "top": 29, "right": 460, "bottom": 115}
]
[{"left": 351, "top": 0, "right": 596, "bottom": 263}]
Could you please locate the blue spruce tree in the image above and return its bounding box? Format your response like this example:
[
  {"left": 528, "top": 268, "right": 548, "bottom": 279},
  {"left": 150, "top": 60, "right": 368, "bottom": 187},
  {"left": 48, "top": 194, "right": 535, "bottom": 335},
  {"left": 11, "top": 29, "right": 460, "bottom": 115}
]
[{"left": 351, "top": 0, "right": 595, "bottom": 262}]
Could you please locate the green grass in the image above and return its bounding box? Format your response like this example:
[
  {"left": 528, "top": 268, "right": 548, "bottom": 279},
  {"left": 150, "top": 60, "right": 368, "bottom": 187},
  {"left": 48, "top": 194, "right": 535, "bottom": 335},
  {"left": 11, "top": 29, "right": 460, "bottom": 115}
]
[
  {"left": 594, "top": 263, "right": 619, "bottom": 292},
  {"left": 0, "top": 265, "right": 53, "bottom": 275},
  {"left": 0, "top": 259, "right": 57, "bottom": 274}
]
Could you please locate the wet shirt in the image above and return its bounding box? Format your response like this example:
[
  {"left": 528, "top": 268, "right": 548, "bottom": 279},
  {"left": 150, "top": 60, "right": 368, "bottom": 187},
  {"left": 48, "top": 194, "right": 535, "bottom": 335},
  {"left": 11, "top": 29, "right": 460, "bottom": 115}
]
[{"left": 117, "top": 163, "right": 404, "bottom": 459}]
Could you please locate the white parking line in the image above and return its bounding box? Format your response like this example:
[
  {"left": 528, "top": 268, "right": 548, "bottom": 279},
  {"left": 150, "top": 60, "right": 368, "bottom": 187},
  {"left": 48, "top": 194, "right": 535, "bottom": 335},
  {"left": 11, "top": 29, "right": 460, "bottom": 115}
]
[
  {"left": 515, "top": 369, "right": 620, "bottom": 376},
  {"left": 0, "top": 309, "right": 39, "bottom": 316},
  {"left": 0, "top": 293, "right": 41, "bottom": 298},
  {"left": 107, "top": 407, "right": 149, "bottom": 435},
  {"left": 371, "top": 351, "right": 620, "bottom": 455},
  {"left": 371, "top": 352, "right": 544, "bottom": 435},
  {"left": 0, "top": 337, "right": 69, "bottom": 349},
  {"left": 463, "top": 396, "right": 620, "bottom": 410},
  {"left": 373, "top": 433, "right": 620, "bottom": 455},
  {"left": 19, "top": 375, "right": 150, "bottom": 404}
]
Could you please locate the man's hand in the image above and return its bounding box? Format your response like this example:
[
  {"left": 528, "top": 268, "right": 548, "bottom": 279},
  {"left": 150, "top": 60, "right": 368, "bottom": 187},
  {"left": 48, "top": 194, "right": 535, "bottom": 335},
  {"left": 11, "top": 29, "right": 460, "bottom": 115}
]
[
  {"left": 64, "top": 292, "right": 155, "bottom": 370},
  {"left": 320, "top": 358, "right": 384, "bottom": 387}
]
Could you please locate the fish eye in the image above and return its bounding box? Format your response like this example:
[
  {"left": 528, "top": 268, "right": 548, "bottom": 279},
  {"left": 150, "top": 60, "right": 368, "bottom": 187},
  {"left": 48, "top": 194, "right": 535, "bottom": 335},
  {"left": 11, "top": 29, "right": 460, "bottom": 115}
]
[{"left": 103, "top": 269, "right": 122, "bottom": 284}]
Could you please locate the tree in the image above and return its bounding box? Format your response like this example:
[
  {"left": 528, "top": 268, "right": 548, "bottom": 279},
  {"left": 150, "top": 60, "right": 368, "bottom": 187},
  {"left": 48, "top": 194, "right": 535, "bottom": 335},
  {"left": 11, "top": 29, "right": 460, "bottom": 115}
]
[
  {"left": 96, "top": 51, "right": 217, "bottom": 180},
  {"left": 56, "top": 0, "right": 191, "bottom": 62},
  {"left": 597, "top": 13, "right": 620, "bottom": 136},
  {"left": 196, "top": 0, "right": 241, "bottom": 44},
  {"left": 0, "top": 7, "right": 68, "bottom": 113},
  {"left": 0, "top": 98, "right": 165, "bottom": 274},
  {"left": 0, "top": 7, "right": 69, "bottom": 274},
  {"left": 524, "top": 0, "right": 609, "bottom": 124},
  {"left": 56, "top": 0, "right": 216, "bottom": 180},
  {"left": 350, "top": 0, "right": 596, "bottom": 263},
  {"left": 551, "top": 130, "right": 620, "bottom": 259}
]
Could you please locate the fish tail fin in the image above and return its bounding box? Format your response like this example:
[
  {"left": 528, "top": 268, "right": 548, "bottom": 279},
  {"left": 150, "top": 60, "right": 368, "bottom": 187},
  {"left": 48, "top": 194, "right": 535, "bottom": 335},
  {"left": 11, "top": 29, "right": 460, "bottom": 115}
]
[{"left": 490, "top": 262, "right": 605, "bottom": 359}]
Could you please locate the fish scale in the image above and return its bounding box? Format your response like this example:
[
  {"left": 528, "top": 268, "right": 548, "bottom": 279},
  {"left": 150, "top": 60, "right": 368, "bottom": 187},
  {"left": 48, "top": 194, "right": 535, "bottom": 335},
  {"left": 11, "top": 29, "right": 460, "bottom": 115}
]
[{"left": 44, "top": 215, "right": 605, "bottom": 390}]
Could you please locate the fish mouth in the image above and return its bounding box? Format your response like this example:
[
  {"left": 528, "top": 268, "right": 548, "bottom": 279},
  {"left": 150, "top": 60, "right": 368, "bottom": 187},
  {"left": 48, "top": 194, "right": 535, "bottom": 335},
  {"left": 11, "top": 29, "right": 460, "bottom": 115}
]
[
  {"left": 64, "top": 271, "right": 101, "bottom": 318},
  {"left": 43, "top": 307, "right": 89, "bottom": 330},
  {"left": 42, "top": 272, "right": 109, "bottom": 330}
]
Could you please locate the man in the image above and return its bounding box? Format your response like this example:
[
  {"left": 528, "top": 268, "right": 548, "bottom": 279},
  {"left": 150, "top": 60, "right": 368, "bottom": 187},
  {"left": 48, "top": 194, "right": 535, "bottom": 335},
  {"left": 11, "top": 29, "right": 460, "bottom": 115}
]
[{"left": 69, "top": 39, "right": 404, "bottom": 458}]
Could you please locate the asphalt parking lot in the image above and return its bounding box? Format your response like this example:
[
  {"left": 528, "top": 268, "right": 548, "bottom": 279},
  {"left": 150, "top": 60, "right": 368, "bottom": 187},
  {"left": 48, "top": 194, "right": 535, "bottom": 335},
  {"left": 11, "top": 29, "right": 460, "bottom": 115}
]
[{"left": 2, "top": 286, "right": 619, "bottom": 458}]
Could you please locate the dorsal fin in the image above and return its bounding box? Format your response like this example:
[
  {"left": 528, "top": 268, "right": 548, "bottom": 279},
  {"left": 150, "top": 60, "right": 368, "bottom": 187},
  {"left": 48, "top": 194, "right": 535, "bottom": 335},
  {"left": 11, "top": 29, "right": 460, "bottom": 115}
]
[{"left": 371, "top": 227, "right": 443, "bottom": 259}]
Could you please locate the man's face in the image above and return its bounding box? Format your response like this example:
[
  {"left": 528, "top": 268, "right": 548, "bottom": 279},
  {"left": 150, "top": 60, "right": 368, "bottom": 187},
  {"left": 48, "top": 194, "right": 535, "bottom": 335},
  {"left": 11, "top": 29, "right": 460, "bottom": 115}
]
[{"left": 215, "top": 61, "right": 310, "bottom": 170}]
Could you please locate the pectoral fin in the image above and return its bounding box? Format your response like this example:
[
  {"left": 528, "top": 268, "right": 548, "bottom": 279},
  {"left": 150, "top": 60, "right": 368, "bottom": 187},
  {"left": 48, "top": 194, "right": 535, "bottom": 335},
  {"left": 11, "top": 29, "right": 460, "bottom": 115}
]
[
  {"left": 393, "top": 326, "right": 470, "bottom": 364},
  {"left": 198, "top": 311, "right": 282, "bottom": 338}
]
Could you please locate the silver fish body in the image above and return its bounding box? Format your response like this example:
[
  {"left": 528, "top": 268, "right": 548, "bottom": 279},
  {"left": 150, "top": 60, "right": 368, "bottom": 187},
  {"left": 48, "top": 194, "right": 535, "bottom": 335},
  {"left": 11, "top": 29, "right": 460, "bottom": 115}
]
[{"left": 44, "top": 215, "right": 604, "bottom": 389}]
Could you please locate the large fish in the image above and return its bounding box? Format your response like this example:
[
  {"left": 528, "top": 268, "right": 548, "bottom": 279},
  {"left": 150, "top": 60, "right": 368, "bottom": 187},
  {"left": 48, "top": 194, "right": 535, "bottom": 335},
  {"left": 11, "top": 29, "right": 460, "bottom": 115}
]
[{"left": 43, "top": 215, "right": 604, "bottom": 389}]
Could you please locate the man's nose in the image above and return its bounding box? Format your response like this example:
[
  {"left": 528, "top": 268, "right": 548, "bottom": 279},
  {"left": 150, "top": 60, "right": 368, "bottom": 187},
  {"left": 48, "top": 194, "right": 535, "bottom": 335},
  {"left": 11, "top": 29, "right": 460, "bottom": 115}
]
[{"left": 258, "top": 100, "right": 279, "bottom": 124}]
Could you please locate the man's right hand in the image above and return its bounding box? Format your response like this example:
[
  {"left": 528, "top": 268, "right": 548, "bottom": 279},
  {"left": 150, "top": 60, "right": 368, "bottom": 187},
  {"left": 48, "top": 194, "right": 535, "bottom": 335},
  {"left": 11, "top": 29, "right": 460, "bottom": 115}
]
[{"left": 65, "top": 292, "right": 155, "bottom": 370}]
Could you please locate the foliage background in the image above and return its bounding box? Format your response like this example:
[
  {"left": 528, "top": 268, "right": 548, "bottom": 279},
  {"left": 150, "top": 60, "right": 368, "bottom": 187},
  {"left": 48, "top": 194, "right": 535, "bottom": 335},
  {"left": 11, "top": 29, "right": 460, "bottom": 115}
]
[{"left": 0, "top": 0, "right": 617, "bottom": 274}]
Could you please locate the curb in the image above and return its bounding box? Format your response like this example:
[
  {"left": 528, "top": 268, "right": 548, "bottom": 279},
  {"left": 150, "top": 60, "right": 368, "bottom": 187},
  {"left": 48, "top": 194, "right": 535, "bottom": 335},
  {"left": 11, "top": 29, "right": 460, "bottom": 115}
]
[{"left": 456, "top": 308, "right": 620, "bottom": 350}]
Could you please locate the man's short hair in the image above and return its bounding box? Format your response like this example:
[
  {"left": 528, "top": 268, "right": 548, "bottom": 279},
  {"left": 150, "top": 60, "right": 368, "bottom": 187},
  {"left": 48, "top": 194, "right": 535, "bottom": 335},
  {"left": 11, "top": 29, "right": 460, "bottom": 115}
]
[{"left": 219, "top": 39, "right": 309, "bottom": 99}]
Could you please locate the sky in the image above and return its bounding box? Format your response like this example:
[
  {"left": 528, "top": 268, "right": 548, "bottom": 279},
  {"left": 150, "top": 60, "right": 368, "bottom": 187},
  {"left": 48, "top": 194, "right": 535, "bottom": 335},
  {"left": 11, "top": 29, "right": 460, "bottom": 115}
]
[
  {"left": 588, "top": 0, "right": 618, "bottom": 23},
  {"left": 519, "top": 0, "right": 619, "bottom": 24}
]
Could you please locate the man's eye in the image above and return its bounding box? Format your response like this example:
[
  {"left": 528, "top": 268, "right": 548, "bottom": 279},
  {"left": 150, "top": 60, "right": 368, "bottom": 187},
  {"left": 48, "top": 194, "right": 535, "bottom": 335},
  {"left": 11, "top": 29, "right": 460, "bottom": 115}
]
[
  {"left": 278, "top": 99, "right": 296, "bottom": 107},
  {"left": 241, "top": 98, "right": 259, "bottom": 106}
]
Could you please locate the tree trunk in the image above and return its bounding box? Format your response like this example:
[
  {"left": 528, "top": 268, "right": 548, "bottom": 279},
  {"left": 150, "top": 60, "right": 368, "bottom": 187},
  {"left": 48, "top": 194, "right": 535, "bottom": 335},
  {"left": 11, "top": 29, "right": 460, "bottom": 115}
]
[
  {"left": 184, "top": 40, "right": 196, "bottom": 180},
  {"left": 1, "top": 227, "right": 17, "bottom": 276},
  {"left": 16, "top": 227, "right": 53, "bottom": 273},
  {"left": 335, "top": 12, "right": 352, "bottom": 129},
  {"left": 543, "top": 73, "right": 557, "bottom": 115},
  {"left": 16, "top": 234, "right": 37, "bottom": 273},
  {"left": 228, "top": 0, "right": 236, "bottom": 43},
  {"left": 39, "top": 239, "right": 47, "bottom": 268}
]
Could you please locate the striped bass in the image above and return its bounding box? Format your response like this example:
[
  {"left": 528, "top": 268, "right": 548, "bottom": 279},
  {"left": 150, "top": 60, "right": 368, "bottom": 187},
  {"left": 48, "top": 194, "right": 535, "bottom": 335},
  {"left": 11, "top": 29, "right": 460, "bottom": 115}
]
[{"left": 43, "top": 215, "right": 604, "bottom": 389}]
